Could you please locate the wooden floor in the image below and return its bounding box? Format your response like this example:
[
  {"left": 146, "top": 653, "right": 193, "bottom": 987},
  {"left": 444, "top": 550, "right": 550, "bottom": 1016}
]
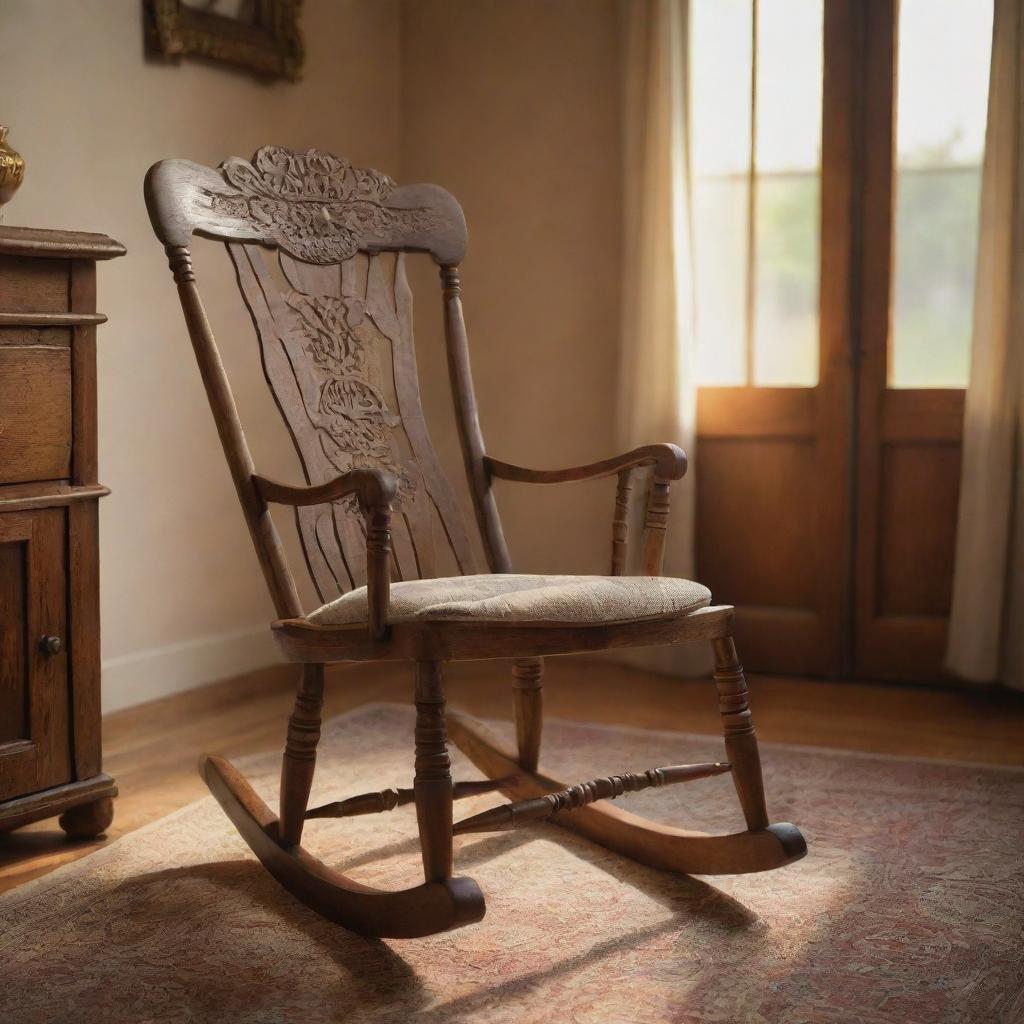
[{"left": 2, "top": 655, "right": 1022, "bottom": 895}]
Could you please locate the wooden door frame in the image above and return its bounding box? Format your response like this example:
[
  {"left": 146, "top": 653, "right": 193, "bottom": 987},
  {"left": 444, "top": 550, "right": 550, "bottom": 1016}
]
[{"left": 818, "top": 0, "right": 871, "bottom": 676}]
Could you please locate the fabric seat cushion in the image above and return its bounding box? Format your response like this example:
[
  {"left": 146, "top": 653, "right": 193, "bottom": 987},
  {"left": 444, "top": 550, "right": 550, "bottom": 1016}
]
[{"left": 307, "top": 574, "right": 712, "bottom": 627}]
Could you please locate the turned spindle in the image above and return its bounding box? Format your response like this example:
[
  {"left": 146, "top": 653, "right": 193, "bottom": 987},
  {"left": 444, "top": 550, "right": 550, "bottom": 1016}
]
[
  {"left": 453, "top": 761, "right": 731, "bottom": 835},
  {"left": 305, "top": 778, "right": 507, "bottom": 820},
  {"left": 363, "top": 499, "right": 392, "bottom": 640},
  {"left": 611, "top": 467, "right": 635, "bottom": 575},
  {"left": 642, "top": 475, "right": 671, "bottom": 574}
]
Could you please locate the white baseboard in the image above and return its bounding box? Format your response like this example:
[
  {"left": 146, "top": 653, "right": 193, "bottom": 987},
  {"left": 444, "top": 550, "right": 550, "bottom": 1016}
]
[
  {"left": 99, "top": 622, "right": 710, "bottom": 716},
  {"left": 101, "top": 625, "right": 283, "bottom": 714}
]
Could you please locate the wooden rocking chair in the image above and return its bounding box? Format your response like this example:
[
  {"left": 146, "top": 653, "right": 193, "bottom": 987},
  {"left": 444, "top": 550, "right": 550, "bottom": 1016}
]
[{"left": 144, "top": 146, "right": 806, "bottom": 939}]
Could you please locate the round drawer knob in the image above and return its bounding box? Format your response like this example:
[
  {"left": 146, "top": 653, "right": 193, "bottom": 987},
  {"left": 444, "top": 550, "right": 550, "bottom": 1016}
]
[{"left": 40, "top": 635, "right": 63, "bottom": 655}]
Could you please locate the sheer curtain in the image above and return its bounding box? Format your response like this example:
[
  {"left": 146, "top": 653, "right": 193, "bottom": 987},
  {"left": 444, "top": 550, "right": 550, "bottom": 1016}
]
[
  {"left": 618, "top": 0, "right": 704, "bottom": 673},
  {"left": 947, "top": 0, "right": 1024, "bottom": 690}
]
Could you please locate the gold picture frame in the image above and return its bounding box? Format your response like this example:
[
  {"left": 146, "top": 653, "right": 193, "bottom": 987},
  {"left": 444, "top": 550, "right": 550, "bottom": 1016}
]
[{"left": 144, "top": 0, "right": 304, "bottom": 82}]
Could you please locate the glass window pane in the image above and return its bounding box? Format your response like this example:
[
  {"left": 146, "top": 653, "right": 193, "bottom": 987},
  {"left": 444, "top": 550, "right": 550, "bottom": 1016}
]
[
  {"left": 691, "top": 0, "right": 822, "bottom": 388},
  {"left": 892, "top": 169, "right": 984, "bottom": 388},
  {"left": 691, "top": 0, "right": 751, "bottom": 385},
  {"left": 890, "top": 0, "right": 992, "bottom": 389},
  {"left": 752, "top": 174, "right": 820, "bottom": 386},
  {"left": 694, "top": 178, "right": 749, "bottom": 385},
  {"left": 752, "top": 0, "right": 823, "bottom": 386},
  {"left": 754, "top": 0, "right": 823, "bottom": 174},
  {"left": 691, "top": 0, "right": 752, "bottom": 178}
]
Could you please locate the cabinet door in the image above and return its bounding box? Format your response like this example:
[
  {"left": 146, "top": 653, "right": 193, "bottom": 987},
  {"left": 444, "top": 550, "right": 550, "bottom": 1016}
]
[{"left": 0, "top": 509, "right": 70, "bottom": 800}]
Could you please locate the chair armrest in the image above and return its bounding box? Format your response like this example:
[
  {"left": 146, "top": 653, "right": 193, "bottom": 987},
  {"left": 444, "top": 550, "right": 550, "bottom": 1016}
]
[
  {"left": 484, "top": 443, "right": 687, "bottom": 485},
  {"left": 485, "top": 444, "right": 684, "bottom": 576},
  {"left": 252, "top": 468, "right": 398, "bottom": 508},
  {"left": 253, "top": 469, "right": 397, "bottom": 641}
]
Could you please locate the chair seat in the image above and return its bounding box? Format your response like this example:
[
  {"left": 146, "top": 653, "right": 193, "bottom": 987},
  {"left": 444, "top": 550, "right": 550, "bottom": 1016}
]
[{"left": 307, "top": 574, "right": 712, "bottom": 627}]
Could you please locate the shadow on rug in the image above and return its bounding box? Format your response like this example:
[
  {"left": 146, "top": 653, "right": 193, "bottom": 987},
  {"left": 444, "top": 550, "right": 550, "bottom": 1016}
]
[{"left": 1, "top": 704, "right": 1022, "bottom": 1024}]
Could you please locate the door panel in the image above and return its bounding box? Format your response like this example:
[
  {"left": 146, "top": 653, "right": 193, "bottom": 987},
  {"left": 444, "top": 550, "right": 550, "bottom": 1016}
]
[
  {"left": 876, "top": 444, "right": 960, "bottom": 617},
  {"left": 855, "top": 390, "right": 965, "bottom": 679},
  {"left": 695, "top": 386, "right": 845, "bottom": 675},
  {"left": 697, "top": 439, "right": 817, "bottom": 609},
  {"left": 0, "top": 509, "right": 70, "bottom": 800},
  {"left": 0, "top": 540, "right": 27, "bottom": 744}
]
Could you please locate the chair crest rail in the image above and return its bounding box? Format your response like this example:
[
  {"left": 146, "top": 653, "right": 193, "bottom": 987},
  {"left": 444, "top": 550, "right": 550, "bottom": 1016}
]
[{"left": 145, "top": 147, "right": 468, "bottom": 265}]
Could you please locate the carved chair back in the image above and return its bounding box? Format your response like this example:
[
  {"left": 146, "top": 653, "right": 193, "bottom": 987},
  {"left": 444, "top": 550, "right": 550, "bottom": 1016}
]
[{"left": 145, "top": 146, "right": 511, "bottom": 619}]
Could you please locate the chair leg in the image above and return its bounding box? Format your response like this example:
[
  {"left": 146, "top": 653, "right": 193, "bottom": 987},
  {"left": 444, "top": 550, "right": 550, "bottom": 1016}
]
[
  {"left": 512, "top": 656, "right": 544, "bottom": 772},
  {"left": 279, "top": 662, "right": 325, "bottom": 848},
  {"left": 712, "top": 636, "right": 770, "bottom": 831},
  {"left": 414, "top": 660, "right": 454, "bottom": 882}
]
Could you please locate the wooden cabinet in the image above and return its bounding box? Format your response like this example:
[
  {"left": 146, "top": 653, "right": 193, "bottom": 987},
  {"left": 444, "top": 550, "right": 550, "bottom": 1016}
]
[{"left": 0, "top": 227, "right": 124, "bottom": 837}]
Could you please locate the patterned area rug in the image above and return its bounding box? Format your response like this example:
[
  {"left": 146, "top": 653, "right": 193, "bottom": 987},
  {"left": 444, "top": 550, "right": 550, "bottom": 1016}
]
[{"left": 1, "top": 704, "right": 1022, "bottom": 1024}]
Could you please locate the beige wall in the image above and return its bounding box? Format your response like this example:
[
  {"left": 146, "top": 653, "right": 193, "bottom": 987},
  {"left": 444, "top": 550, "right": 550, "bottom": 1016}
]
[
  {"left": 1, "top": 0, "right": 401, "bottom": 709},
  {"left": 0, "top": 1, "right": 623, "bottom": 710},
  {"left": 400, "top": 0, "right": 624, "bottom": 577}
]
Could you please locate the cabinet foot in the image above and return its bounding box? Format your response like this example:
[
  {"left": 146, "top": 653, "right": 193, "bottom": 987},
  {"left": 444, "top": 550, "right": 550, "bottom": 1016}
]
[{"left": 59, "top": 796, "right": 114, "bottom": 839}]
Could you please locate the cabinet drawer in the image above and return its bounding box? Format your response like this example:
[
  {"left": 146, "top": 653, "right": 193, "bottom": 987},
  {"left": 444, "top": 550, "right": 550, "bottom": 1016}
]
[
  {"left": 0, "top": 329, "right": 72, "bottom": 484},
  {"left": 0, "top": 255, "right": 70, "bottom": 313}
]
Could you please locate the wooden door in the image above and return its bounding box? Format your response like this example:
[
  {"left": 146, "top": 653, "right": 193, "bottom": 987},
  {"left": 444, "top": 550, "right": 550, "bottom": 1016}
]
[
  {"left": 691, "top": 0, "right": 851, "bottom": 676},
  {"left": 692, "top": 0, "right": 990, "bottom": 681},
  {"left": 0, "top": 508, "right": 70, "bottom": 800},
  {"left": 852, "top": 0, "right": 990, "bottom": 681}
]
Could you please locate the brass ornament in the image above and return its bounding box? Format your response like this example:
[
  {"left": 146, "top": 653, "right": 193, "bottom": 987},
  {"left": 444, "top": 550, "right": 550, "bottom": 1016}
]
[{"left": 0, "top": 126, "right": 26, "bottom": 218}]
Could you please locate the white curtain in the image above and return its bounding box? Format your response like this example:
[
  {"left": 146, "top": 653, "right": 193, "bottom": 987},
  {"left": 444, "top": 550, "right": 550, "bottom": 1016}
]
[
  {"left": 618, "top": 0, "right": 704, "bottom": 673},
  {"left": 619, "top": 0, "right": 694, "bottom": 456},
  {"left": 947, "top": 0, "right": 1024, "bottom": 690}
]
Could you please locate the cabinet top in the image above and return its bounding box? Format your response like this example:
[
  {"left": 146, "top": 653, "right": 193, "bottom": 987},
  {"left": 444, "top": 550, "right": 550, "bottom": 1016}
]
[{"left": 0, "top": 226, "right": 126, "bottom": 261}]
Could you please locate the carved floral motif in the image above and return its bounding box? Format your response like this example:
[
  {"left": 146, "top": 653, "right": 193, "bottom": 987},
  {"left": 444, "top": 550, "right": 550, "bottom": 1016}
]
[
  {"left": 210, "top": 146, "right": 434, "bottom": 263},
  {"left": 286, "top": 289, "right": 412, "bottom": 508}
]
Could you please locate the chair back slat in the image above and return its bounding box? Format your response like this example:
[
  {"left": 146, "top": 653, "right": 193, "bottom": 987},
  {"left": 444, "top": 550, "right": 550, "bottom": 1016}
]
[{"left": 229, "top": 239, "right": 478, "bottom": 603}]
